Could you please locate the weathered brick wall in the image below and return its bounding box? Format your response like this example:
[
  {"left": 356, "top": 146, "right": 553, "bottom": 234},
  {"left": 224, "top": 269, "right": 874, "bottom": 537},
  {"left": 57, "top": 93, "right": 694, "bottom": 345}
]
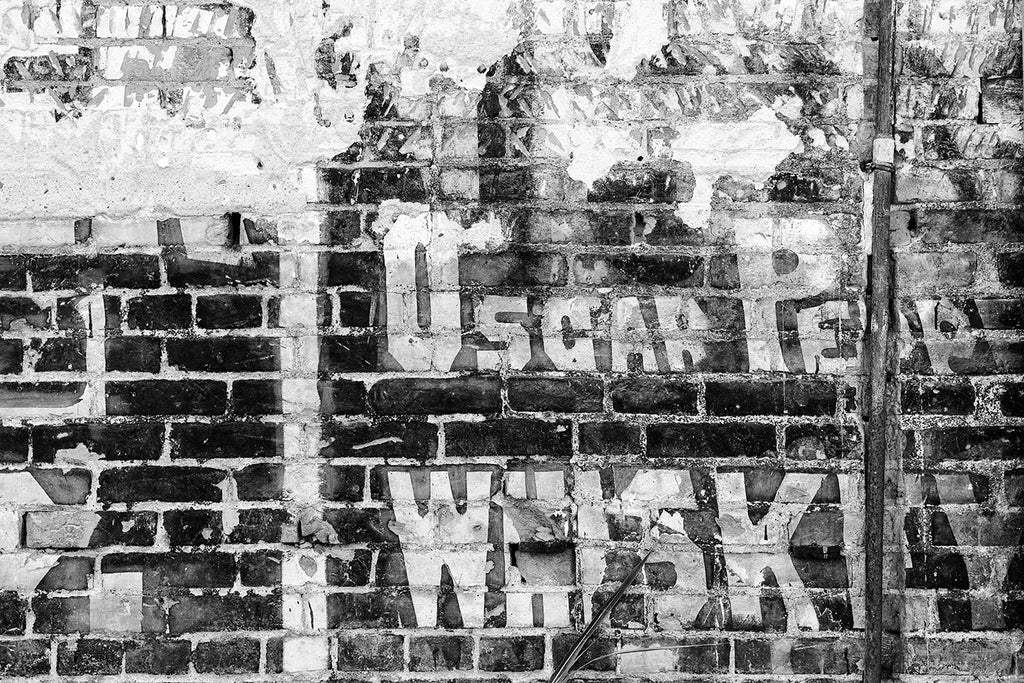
[
  {"left": 0, "top": 0, "right": 1017, "bottom": 680},
  {"left": 893, "top": 0, "right": 1024, "bottom": 676}
]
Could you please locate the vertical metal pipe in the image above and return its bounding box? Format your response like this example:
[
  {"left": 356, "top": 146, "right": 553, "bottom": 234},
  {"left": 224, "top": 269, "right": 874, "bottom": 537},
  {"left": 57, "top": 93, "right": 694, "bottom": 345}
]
[{"left": 865, "top": 0, "right": 897, "bottom": 675}]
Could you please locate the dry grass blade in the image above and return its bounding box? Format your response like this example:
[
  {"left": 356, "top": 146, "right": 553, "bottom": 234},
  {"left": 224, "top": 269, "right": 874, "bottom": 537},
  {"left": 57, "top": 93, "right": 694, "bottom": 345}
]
[{"left": 547, "top": 548, "right": 652, "bottom": 683}]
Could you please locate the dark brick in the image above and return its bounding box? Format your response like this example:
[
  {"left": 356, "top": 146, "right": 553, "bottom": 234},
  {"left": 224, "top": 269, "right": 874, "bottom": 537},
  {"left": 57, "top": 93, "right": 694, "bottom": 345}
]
[
  {"left": 479, "top": 167, "right": 535, "bottom": 200},
  {"left": 709, "top": 254, "right": 741, "bottom": 288},
  {"left": 921, "top": 427, "right": 1024, "bottom": 461},
  {"left": 552, "top": 633, "right": 617, "bottom": 671},
  {"left": 0, "top": 297, "right": 50, "bottom": 330},
  {"left": 0, "top": 426, "right": 29, "bottom": 462},
  {"left": 447, "top": 419, "right": 570, "bottom": 456},
  {"left": 648, "top": 423, "right": 776, "bottom": 458},
  {"left": 592, "top": 590, "right": 646, "bottom": 628},
  {"left": 265, "top": 638, "right": 284, "bottom": 674},
  {"left": 1007, "top": 470, "right": 1024, "bottom": 507},
  {"left": 193, "top": 638, "right": 260, "bottom": 674},
  {"left": 670, "top": 638, "right": 730, "bottom": 673},
  {"left": 32, "top": 337, "right": 86, "bottom": 371},
  {"left": 600, "top": 549, "right": 669, "bottom": 588},
  {"left": 785, "top": 424, "right": 862, "bottom": 460},
  {"left": 706, "top": 379, "right": 838, "bottom": 416},
  {"left": 0, "top": 640, "right": 49, "bottom": 676},
  {"left": 326, "top": 550, "right": 373, "bottom": 587},
  {"left": 321, "top": 211, "right": 362, "bottom": 245},
  {"left": 227, "top": 508, "right": 291, "bottom": 544},
  {"left": 910, "top": 209, "right": 1024, "bottom": 244},
  {"left": 106, "top": 380, "right": 227, "bottom": 415},
  {"left": 902, "top": 380, "right": 976, "bottom": 415},
  {"left": 319, "top": 335, "right": 378, "bottom": 373},
  {"left": 789, "top": 638, "right": 860, "bottom": 674},
  {"left": 587, "top": 167, "right": 691, "bottom": 202},
  {"left": 460, "top": 252, "right": 569, "bottom": 286},
  {"left": 0, "top": 592, "right": 25, "bottom": 635},
  {"left": 127, "top": 294, "right": 191, "bottom": 329},
  {"left": 335, "top": 633, "right": 404, "bottom": 671},
  {"left": 319, "top": 379, "right": 368, "bottom": 414},
  {"left": 323, "top": 509, "right": 389, "bottom": 544},
  {"left": 164, "top": 510, "right": 222, "bottom": 546},
  {"left": 409, "top": 635, "right": 473, "bottom": 671},
  {"left": 508, "top": 376, "right": 604, "bottom": 412},
  {"left": 476, "top": 122, "right": 507, "bottom": 158},
  {"left": 370, "top": 376, "right": 500, "bottom": 414},
  {"left": 125, "top": 639, "right": 191, "bottom": 675},
  {"left": 322, "top": 465, "right": 365, "bottom": 502},
  {"left": 905, "top": 549, "right": 969, "bottom": 588},
  {"left": 57, "top": 639, "right": 124, "bottom": 676},
  {"left": 33, "top": 423, "right": 164, "bottom": 462},
  {"left": 105, "top": 337, "right": 161, "bottom": 373},
  {"left": 611, "top": 376, "right": 698, "bottom": 414},
  {"left": 196, "top": 294, "right": 262, "bottom": 328},
  {"left": 0, "top": 256, "right": 27, "bottom": 290},
  {"left": 337, "top": 292, "right": 374, "bottom": 326},
  {"left": 997, "top": 253, "right": 1024, "bottom": 287},
  {"left": 29, "top": 468, "right": 91, "bottom": 503},
  {"left": 30, "top": 255, "right": 159, "bottom": 290},
  {"left": 102, "top": 552, "right": 236, "bottom": 588},
  {"left": 637, "top": 210, "right": 704, "bottom": 246},
  {"left": 693, "top": 297, "right": 746, "bottom": 330},
  {"left": 1001, "top": 382, "right": 1024, "bottom": 416},
  {"left": 320, "top": 420, "right": 437, "bottom": 459},
  {"left": 235, "top": 463, "right": 284, "bottom": 501},
  {"left": 167, "top": 593, "right": 281, "bottom": 634},
  {"left": 0, "top": 339, "right": 21, "bottom": 374},
  {"left": 267, "top": 297, "right": 281, "bottom": 328},
  {"left": 321, "top": 252, "right": 383, "bottom": 288},
  {"left": 735, "top": 638, "right": 772, "bottom": 673},
  {"left": 479, "top": 636, "right": 544, "bottom": 671},
  {"left": 573, "top": 254, "right": 703, "bottom": 286},
  {"left": 31, "top": 596, "right": 90, "bottom": 633},
  {"left": 167, "top": 337, "right": 279, "bottom": 372},
  {"left": 579, "top": 421, "right": 642, "bottom": 454},
  {"left": 768, "top": 169, "right": 848, "bottom": 202},
  {"left": 99, "top": 466, "right": 225, "bottom": 503},
  {"left": 327, "top": 591, "right": 401, "bottom": 628},
  {"left": 88, "top": 511, "right": 158, "bottom": 547},
  {"left": 37, "top": 557, "right": 93, "bottom": 589},
  {"left": 170, "top": 422, "right": 280, "bottom": 460},
  {"left": 239, "top": 550, "right": 282, "bottom": 586},
  {"left": 165, "top": 251, "right": 279, "bottom": 287},
  {"left": 103, "top": 295, "right": 121, "bottom": 329},
  {"left": 231, "top": 379, "right": 281, "bottom": 415},
  {"left": 335, "top": 167, "right": 427, "bottom": 204}
]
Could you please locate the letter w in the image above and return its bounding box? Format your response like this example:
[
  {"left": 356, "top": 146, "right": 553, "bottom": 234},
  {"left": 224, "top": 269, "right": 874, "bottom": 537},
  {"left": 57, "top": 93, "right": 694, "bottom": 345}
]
[{"left": 387, "top": 470, "right": 492, "bottom": 627}]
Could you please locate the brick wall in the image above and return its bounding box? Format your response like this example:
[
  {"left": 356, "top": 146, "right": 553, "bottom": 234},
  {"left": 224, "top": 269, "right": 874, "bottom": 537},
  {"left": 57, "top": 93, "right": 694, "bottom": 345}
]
[
  {"left": 894, "top": 0, "right": 1024, "bottom": 676},
  {"left": 0, "top": 0, "right": 1019, "bottom": 680}
]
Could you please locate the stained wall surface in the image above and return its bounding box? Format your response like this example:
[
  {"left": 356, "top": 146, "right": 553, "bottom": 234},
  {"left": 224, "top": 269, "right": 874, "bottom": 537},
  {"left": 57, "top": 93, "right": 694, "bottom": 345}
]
[
  {"left": 893, "top": 0, "right": 1024, "bottom": 677},
  {"left": 0, "top": 0, "right": 1017, "bottom": 680}
]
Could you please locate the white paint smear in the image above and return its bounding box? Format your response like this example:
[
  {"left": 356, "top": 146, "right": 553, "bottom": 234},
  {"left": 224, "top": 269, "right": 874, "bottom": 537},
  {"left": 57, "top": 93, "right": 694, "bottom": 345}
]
[
  {"left": 0, "top": 0, "right": 518, "bottom": 218},
  {"left": 335, "top": 0, "right": 518, "bottom": 92},
  {"left": 565, "top": 125, "right": 643, "bottom": 187},
  {"left": 670, "top": 106, "right": 802, "bottom": 181},
  {"left": 671, "top": 106, "right": 803, "bottom": 227},
  {"left": 602, "top": 0, "right": 668, "bottom": 80}
]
